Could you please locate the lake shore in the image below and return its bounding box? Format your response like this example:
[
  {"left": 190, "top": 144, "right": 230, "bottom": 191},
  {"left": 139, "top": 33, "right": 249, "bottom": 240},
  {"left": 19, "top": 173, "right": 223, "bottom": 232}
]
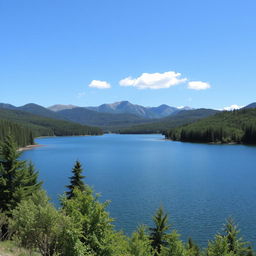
[{"left": 18, "top": 144, "right": 44, "bottom": 152}]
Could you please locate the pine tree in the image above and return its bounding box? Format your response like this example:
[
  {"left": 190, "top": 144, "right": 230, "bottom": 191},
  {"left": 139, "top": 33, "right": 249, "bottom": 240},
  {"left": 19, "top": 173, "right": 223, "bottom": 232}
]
[
  {"left": 66, "top": 161, "right": 86, "bottom": 199},
  {"left": 224, "top": 218, "right": 250, "bottom": 255},
  {"left": 149, "top": 207, "right": 170, "bottom": 254},
  {"left": 0, "top": 135, "right": 41, "bottom": 238},
  {"left": 0, "top": 135, "right": 41, "bottom": 215},
  {"left": 188, "top": 237, "right": 200, "bottom": 256}
]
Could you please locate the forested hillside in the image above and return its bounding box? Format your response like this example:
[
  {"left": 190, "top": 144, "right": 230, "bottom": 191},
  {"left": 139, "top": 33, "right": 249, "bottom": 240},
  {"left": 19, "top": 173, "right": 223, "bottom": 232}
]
[
  {"left": 118, "top": 109, "right": 218, "bottom": 134},
  {"left": 0, "top": 120, "right": 34, "bottom": 147},
  {"left": 0, "top": 108, "right": 103, "bottom": 146},
  {"left": 0, "top": 102, "right": 221, "bottom": 132},
  {"left": 56, "top": 107, "right": 152, "bottom": 129},
  {"left": 166, "top": 108, "right": 256, "bottom": 144}
]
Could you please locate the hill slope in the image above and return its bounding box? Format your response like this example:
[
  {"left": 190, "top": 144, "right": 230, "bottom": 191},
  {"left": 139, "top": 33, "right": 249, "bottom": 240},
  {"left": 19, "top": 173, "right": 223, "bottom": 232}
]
[
  {"left": 118, "top": 109, "right": 218, "bottom": 133},
  {"left": 0, "top": 102, "right": 159, "bottom": 130},
  {"left": 0, "top": 119, "right": 34, "bottom": 147},
  {"left": 0, "top": 108, "right": 103, "bottom": 138},
  {"left": 56, "top": 107, "right": 152, "bottom": 129},
  {"left": 166, "top": 108, "right": 256, "bottom": 144},
  {"left": 18, "top": 103, "right": 64, "bottom": 119}
]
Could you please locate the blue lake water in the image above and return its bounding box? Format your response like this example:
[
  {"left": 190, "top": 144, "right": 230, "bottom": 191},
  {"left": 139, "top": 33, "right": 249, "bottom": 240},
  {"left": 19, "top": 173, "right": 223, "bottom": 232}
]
[{"left": 21, "top": 134, "right": 256, "bottom": 246}]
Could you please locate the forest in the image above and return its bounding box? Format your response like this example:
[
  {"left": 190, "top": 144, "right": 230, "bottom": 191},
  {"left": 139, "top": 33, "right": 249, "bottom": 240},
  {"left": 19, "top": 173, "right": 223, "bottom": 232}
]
[
  {"left": 0, "top": 120, "right": 34, "bottom": 147},
  {"left": 0, "top": 108, "right": 103, "bottom": 147},
  {"left": 0, "top": 134, "right": 255, "bottom": 256},
  {"left": 165, "top": 109, "right": 256, "bottom": 144},
  {"left": 117, "top": 109, "right": 218, "bottom": 134}
]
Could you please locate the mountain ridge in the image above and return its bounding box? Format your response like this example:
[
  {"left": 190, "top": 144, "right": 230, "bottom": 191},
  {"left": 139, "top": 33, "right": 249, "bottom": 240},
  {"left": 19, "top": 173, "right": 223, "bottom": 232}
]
[
  {"left": 86, "top": 101, "right": 192, "bottom": 118},
  {"left": 1, "top": 101, "right": 255, "bottom": 133}
]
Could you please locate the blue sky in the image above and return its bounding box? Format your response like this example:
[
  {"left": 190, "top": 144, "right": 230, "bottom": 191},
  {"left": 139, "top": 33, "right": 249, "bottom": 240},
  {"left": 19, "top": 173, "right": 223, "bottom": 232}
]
[{"left": 1, "top": 0, "right": 256, "bottom": 109}]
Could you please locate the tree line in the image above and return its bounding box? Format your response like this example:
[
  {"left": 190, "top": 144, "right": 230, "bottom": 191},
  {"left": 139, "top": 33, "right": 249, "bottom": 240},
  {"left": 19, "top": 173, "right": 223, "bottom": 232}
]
[
  {"left": 0, "top": 108, "right": 103, "bottom": 147},
  {"left": 0, "top": 135, "right": 255, "bottom": 255},
  {"left": 0, "top": 120, "right": 34, "bottom": 147},
  {"left": 165, "top": 109, "right": 256, "bottom": 144}
]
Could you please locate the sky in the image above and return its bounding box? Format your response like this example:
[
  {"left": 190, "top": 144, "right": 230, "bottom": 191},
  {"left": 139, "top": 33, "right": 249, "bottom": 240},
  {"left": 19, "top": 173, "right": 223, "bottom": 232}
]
[{"left": 1, "top": 0, "right": 256, "bottom": 109}]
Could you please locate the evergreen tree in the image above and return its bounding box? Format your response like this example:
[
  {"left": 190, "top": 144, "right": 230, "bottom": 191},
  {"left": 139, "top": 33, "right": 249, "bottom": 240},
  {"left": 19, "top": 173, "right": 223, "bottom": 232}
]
[
  {"left": 149, "top": 207, "right": 170, "bottom": 255},
  {"left": 187, "top": 237, "right": 200, "bottom": 256},
  {"left": 160, "top": 231, "right": 186, "bottom": 256},
  {"left": 0, "top": 120, "right": 34, "bottom": 147},
  {"left": 224, "top": 218, "right": 250, "bottom": 255},
  {"left": 128, "top": 225, "right": 152, "bottom": 256},
  {"left": 66, "top": 161, "right": 86, "bottom": 199},
  {"left": 62, "top": 188, "right": 127, "bottom": 256},
  {"left": 0, "top": 135, "right": 41, "bottom": 215}
]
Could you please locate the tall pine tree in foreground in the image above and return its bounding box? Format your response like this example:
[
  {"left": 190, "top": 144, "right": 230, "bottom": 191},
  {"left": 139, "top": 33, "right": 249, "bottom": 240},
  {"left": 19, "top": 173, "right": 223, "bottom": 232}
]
[
  {"left": 0, "top": 134, "right": 41, "bottom": 239},
  {"left": 66, "top": 160, "right": 86, "bottom": 199},
  {"left": 149, "top": 207, "right": 170, "bottom": 255},
  {"left": 0, "top": 135, "right": 41, "bottom": 215}
]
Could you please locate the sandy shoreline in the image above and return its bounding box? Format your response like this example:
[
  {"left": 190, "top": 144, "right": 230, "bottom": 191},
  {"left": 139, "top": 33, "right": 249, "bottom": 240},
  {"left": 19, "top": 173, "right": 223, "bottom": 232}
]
[{"left": 18, "top": 144, "right": 44, "bottom": 152}]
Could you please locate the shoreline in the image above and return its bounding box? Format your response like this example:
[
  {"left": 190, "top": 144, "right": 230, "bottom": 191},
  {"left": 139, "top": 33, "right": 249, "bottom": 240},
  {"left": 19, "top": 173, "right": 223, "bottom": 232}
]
[
  {"left": 18, "top": 144, "right": 44, "bottom": 152},
  {"left": 164, "top": 138, "right": 249, "bottom": 145},
  {"left": 18, "top": 134, "right": 95, "bottom": 152}
]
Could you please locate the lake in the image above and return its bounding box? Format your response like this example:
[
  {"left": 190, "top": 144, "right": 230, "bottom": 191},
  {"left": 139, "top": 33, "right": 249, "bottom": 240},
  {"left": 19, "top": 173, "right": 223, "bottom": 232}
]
[{"left": 21, "top": 134, "right": 256, "bottom": 246}]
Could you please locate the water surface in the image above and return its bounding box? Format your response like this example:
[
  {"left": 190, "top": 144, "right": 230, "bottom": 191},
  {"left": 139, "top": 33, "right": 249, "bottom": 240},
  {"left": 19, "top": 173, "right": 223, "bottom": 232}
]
[{"left": 21, "top": 134, "right": 256, "bottom": 246}]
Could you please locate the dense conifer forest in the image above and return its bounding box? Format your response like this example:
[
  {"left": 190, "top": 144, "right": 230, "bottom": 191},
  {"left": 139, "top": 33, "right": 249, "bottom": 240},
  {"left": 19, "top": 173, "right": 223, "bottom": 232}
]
[
  {"left": 0, "top": 108, "right": 103, "bottom": 147},
  {"left": 117, "top": 109, "right": 218, "bottom": 134},
  {"left": 0, "top": 120, "right": 34, "bottom": 147},
  {"left": 165, "top": 108, "right": 256, "bottom": 144}
]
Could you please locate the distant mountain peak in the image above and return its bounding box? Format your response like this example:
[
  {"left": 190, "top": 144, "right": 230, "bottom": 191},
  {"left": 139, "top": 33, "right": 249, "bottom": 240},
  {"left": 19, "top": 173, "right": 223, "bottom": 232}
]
[{"left": 87, "top": 101, "right": 191, "bottom": 119}]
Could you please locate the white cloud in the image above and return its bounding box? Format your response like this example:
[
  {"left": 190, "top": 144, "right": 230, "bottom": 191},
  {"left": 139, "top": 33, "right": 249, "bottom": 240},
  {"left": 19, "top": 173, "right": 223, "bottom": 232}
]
[
  {"left": 119, "top": 71, "right": 187, "bottom": 89},
  {"left": 223, "top": 104, "right": 244, "bottom": 111},
  {"left": 188, "top": 81, "right": 211, "bottom": 90},
  {"left": 88, "top": 80, "right": 111, "bottom": 89}
]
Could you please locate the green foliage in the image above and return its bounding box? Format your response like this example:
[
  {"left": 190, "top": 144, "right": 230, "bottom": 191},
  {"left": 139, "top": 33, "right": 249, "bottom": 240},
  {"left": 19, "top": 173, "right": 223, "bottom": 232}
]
[
  {"left": 224, "top": 218, "right": 250, "bottom": 255},
  {"left": 128, "top": 225, "right": 152, "bottom": 256},
  {"left": 150, "top": 207, "right": 171, "bottom": 254},
  {"left": 0, "top": 135, "right": 41, "bottom": 215},
  {"left": 0, "top": 212, "right": 8, "bottom": 240},
  {"left": 118, "top": 109, "right": 218, "bottom": 134},
  {"left": 66, "top": 161, "right": 86, "bottom": 199},
  {"left": 1, "top": 133, "right": 255, "bottom": 256},
  {"left": 61, "top": 188, "right": 128, "bottom": 256},
  {"left": 0, "top": 108, "right": 103, "bottom": 145},
  {"left": 206, "top": 218, "right": 252, "bottom": 256},
  {"left": 187, "top": 238, "right": 200, "bottom": 256},
  {"left": 166, "top": 109, "right": 256, "bottom": 144},
  {"left": 159, "top": 231, "right": 187, "bottom": 256},
  {"left": 0, "top": 120, "right": 34, "bottom": 147},
  {"left": 206, "top": 235, "right": 232, "bottom": 256},
  {"left": 10, "top": 190, "right": 86, "bottom": 256}
]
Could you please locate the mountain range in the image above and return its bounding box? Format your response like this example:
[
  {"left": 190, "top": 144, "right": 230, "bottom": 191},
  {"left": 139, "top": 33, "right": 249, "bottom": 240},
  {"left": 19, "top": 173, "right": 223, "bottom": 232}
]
[
  {"left": 49, "top": 101, "right": 192, "bottom": 119},
  {"left": 0, "top": 101, "right": 255, "bottom": 132}
]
